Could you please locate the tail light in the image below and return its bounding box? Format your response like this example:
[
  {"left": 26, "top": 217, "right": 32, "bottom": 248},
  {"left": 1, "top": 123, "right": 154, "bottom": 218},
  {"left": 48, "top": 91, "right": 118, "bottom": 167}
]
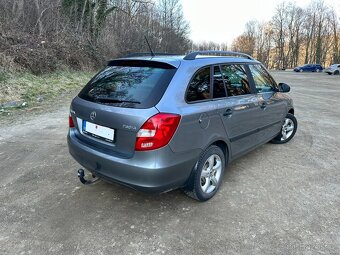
[
  {"left": 135, "top": 113, "right": 181, "bottom": 151},
  {"left": 69, "top": 114, "right": 75, "bottom": 128}
]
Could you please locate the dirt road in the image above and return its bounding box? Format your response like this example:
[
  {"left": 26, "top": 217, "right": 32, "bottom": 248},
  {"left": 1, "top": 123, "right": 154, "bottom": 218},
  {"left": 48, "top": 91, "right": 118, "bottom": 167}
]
[{"left": 1, "top": 71, "right": 339, "bottom": 254}]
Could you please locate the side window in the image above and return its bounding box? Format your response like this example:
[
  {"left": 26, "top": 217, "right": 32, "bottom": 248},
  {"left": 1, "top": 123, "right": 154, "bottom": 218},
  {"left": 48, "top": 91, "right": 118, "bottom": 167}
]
[
  {"left": 220, "top": 65, "right": 251, "bottom": 96},
  {"left": 249, "top": 64, "right": 278, "bottom": 93},
  {"left": 213, "top": 66, "right": 226, "bottom": 99},
  {"left": 186, "top": 67, "right": 211, "bottom": 102}
]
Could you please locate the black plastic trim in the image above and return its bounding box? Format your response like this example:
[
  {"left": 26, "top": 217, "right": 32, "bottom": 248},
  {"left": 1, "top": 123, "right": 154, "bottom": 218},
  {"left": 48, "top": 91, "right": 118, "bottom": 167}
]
[{"left": 108, "top": 59, "right": 177, "bottom": 69}]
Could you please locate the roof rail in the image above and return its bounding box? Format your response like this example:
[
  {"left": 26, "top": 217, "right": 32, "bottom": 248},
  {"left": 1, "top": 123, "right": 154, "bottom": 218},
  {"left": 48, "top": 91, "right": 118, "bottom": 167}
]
[
  {"left": 124, "top": 52, "right": 180, "bottom": 58},
  {"left": 184, "top": 51, "right": 253, "bottom": 60}
]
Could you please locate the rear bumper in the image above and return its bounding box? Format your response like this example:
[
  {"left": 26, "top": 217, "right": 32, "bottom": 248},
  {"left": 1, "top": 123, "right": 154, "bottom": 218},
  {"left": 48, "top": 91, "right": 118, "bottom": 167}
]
[{"left": 67, "top": 129, "right": 200, "bottom": 193}]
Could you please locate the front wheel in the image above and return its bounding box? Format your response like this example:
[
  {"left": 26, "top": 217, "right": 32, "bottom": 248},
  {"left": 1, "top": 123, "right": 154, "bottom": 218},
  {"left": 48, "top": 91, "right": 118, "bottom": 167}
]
[
  {"left": 271, "top": 113, "right": 297, "bottom": 144},
  {"left": 183, "top": 145, "right": 225, "bottom": 201}
]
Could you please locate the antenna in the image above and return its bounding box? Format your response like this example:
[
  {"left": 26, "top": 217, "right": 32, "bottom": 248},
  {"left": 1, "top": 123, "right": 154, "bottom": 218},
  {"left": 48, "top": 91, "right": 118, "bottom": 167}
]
[{"left": 144, "top": 36, "right": 155, "bottom": 57}]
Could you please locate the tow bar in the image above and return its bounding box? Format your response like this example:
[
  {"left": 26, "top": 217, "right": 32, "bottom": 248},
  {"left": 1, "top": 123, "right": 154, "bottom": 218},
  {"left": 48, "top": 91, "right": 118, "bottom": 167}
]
[{"left": 77, "top": 169, "right": 100, "bottom": 185}]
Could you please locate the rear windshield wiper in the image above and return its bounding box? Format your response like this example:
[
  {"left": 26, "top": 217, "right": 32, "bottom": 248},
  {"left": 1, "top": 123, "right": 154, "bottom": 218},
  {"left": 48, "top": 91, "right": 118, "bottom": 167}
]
[{"left": 93, "top": 97, "right": 141, "bottom": 104}]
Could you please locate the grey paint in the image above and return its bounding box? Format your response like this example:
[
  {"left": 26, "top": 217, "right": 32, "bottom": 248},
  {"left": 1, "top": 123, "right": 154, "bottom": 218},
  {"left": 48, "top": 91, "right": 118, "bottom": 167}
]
[
  {"left": 68, "top": 130, "right": 198, "bottom": 192},
  {"left": 68, "top": 55, "right": 294, "bottom": 192}
]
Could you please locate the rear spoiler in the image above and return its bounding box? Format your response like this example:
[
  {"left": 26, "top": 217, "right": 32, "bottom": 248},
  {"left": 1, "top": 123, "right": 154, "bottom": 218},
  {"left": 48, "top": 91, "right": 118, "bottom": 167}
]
[{"left": 108, "top": 59, "right": 178, "bottom": 69}]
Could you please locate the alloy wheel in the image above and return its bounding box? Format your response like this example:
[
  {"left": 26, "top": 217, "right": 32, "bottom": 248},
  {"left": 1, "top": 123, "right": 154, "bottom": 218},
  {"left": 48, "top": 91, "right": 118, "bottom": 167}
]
[
  {"left": 200, "top": 154, "right": 222, "bottom": 194},
  {"left": 281, "top": 118, "right": 295, "bottom": 141}
]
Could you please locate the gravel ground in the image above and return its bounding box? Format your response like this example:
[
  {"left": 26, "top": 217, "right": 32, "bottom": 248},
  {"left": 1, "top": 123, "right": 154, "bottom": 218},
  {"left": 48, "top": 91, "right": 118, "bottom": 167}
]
[{"left": 0, "top": 71, "right": 339, "bottom": 255}]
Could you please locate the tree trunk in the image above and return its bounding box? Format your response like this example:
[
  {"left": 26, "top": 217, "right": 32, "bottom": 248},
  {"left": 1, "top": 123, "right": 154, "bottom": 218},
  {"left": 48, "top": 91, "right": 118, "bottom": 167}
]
[{"left": 33, "top": 0, "right": 43, "bottom": 36}]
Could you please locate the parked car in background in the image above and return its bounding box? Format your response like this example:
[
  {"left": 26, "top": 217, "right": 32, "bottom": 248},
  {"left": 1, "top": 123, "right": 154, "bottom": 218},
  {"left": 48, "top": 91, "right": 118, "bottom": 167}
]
[
  {"left": 294, "top": 64, "right": 323, "bottom": 72},
  {"left": 324, "top": 64, "right": 340, "bottom": 75}
]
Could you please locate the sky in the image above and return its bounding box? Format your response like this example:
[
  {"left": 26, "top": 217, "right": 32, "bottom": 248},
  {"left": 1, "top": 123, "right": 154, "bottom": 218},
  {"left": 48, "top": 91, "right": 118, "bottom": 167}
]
[{"left": 180, "top": 0, "right": 340, "bottom": 45}]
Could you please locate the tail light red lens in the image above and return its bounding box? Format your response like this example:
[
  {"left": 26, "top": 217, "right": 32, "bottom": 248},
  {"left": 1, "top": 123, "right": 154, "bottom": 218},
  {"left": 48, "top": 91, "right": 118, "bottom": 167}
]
[
  {"left": 135, "top": 113, "right": 181, "bottom": 151},
  {"left": 69, "top": 114, "right": 75, "bottom": 128}
]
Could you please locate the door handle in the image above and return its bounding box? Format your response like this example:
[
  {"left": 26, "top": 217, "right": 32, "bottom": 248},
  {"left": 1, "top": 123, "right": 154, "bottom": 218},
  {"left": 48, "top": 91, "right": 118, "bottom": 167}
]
[
  {"left": 223, "top": 108, "right": 233, "bottom": 116},
  {"left": 260, "top": 102, "right": 267, "bottom": 109}
]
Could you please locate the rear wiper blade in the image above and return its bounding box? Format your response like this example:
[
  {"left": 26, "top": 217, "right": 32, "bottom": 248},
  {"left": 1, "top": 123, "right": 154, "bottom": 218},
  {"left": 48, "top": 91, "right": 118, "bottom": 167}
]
[{"left": 94, "top": 97, "right": 141, "bottom": 104}]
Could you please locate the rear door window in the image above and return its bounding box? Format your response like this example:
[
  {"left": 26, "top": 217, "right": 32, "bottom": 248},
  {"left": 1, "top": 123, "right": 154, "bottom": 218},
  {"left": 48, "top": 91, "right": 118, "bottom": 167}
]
[
  {"left": 79, "top": 63, "right": 176, "bottom": 108},
  {"left": 220, "top": 65, "right": 251, "bottom": 96},
  {"left": 186, "top": 67, "right": 211, "bottom": 102}
]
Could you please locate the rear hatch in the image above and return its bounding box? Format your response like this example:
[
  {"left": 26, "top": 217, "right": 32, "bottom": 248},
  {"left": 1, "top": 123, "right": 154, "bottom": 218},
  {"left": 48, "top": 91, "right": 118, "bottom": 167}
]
[{"left": 70, "top": 59, "right": 177, "bottom": 158}]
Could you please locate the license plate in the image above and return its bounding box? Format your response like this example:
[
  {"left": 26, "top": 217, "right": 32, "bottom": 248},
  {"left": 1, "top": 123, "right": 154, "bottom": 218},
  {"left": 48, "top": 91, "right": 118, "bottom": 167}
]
[{"left": 82, "top": 120, "right": 114, "bottom": 142}]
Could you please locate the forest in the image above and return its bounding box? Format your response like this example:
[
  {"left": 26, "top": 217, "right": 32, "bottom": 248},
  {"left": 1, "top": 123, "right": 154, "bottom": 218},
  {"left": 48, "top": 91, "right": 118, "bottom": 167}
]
[
  {"left": 230, "top": 1, "right": 340, "bottom": 69},
  {"left": 0, "top": 0, "right": 191, "bottom": 74},
  {"left": 0, "top": 0, "right": 339, "bottom": 74}
]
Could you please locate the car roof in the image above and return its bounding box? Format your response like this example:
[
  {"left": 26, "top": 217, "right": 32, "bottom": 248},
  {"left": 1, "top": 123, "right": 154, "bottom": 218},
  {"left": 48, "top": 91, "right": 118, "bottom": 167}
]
[{"left": 115, "top": 54, "right": 259, "bottom": 69}]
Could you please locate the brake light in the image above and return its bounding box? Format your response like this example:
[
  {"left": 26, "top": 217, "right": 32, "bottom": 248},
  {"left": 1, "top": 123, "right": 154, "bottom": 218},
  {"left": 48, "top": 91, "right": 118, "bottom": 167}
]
[
  {"left": 135, "top": 113, "right": 181, "bottom": 151},
  {"left": 69, "top": 114, "right": 75, "bottom": 128}
]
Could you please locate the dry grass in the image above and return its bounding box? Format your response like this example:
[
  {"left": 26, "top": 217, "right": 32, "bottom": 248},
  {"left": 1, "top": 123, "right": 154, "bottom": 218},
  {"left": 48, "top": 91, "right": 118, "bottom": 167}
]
[{"left": 0, "top": 71, "right": 94, "bottom": 107}]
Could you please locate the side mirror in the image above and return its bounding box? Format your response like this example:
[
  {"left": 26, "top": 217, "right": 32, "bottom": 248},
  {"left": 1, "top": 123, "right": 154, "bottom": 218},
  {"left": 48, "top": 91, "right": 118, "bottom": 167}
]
[{"left": 278, "top": 83, "right": 290, "bottom": 93}]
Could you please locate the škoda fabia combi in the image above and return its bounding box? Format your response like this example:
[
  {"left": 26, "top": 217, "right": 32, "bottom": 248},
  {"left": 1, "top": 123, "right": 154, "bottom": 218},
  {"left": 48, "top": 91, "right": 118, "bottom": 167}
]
[{"left": 68, "top": 51, "right": 297, "bottom": 201}]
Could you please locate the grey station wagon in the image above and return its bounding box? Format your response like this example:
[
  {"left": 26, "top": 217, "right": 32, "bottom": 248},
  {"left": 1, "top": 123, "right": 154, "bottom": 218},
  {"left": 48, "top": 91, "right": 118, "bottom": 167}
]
[{"left": 68, "top": 51, "right": 297, "bottom": 201}]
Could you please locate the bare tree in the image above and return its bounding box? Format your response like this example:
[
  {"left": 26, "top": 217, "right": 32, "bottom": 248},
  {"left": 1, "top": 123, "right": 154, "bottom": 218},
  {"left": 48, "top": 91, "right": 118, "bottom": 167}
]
[
  {"left": 0, "top": 0, "right": 191, "bottom": 73},
  {"left": 231, "top": 0, "right": 339, "bottom": 68},
  {"left": 193, "top": 41, "right": 228, "bottom": 51},
  {"left": 271, "top": 2, "right": 289, "bottom": 69}
]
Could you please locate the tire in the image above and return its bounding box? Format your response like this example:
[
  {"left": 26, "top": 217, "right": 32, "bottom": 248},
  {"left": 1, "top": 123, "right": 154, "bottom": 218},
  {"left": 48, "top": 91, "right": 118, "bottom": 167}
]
[
  {"left": 299, "top": 69, "right": 303, "bottom": 72},
  {"left": 335, "top": 70, "right": 340, "bottom": 75},
  {"left": 271, "top": 113, "right": 297, "bottom": 144},
  {"left": 183, "top": 145, "right": 226, "bottom": 201}
]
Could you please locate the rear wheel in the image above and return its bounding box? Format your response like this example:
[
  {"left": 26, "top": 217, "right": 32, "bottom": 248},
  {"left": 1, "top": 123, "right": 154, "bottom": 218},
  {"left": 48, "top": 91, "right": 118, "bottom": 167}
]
[
  {"left": 335, "top": 70, "right": 340, "bottom": 75},
  {"left": 271, "top": 113, "right": 297, "bottom": 144},
  {"left": 183, "top": 145, "right": 225, "bottom": 201}
]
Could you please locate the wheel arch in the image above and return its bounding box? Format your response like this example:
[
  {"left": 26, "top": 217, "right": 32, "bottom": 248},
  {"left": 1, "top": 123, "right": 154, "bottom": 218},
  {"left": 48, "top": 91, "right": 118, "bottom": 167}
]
[
  {"left": 196, "top": 138, "right": 231, "bottom": 168},
  {"left": 183, "top": 139, "right": 230, "bottom": 200},
  {"left": 211, "top": 139, "right": 230, "bottom": 165}
]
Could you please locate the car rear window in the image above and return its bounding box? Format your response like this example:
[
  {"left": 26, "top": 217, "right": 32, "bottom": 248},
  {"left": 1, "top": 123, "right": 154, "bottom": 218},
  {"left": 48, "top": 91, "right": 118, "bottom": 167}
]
[{"left": 79, "top": 61, "right": 176, "bottom": 108}]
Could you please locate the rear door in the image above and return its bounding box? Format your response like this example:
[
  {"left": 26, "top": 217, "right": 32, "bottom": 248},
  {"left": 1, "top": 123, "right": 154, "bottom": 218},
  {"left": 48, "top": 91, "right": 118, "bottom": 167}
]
[
  {"left": 171, "top": 65, "right": 233, "bottom": 154},
  {"left": 216, "top": 64, "right": 261, "bottom": 157},
  {"left": 248, "top": 64, "right": 286, "bottom": 142}
]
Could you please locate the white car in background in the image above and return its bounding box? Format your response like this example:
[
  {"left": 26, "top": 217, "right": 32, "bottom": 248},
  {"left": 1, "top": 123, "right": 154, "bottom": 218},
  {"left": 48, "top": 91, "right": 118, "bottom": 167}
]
[{"left": 325, "top": 64, "right": 340, "bottom": 75}]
